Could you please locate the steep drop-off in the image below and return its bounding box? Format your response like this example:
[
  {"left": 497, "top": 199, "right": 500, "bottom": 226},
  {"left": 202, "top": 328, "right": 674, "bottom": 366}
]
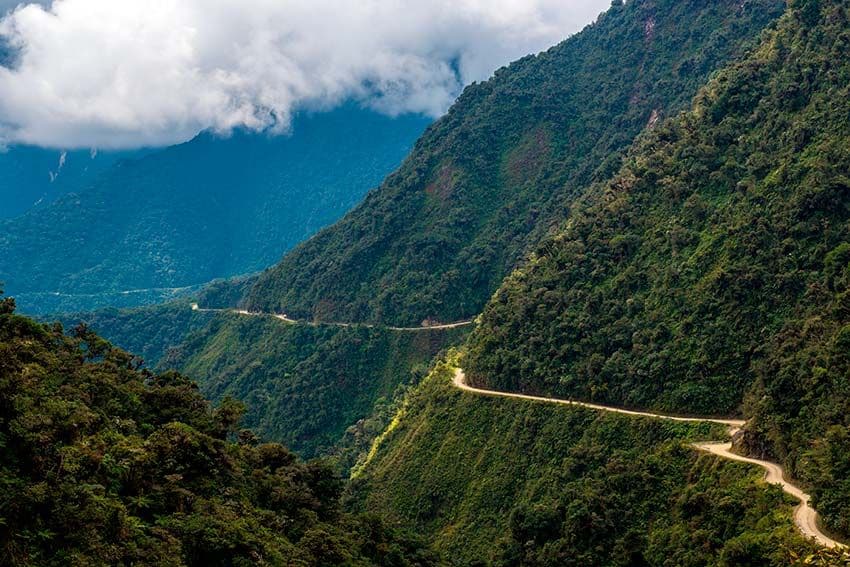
[
  {"left": 466, "top": 0, "right": 850, "bottom": 540},
  {"left": 351, "top": 361, "right": 818, "bottom": 565}
]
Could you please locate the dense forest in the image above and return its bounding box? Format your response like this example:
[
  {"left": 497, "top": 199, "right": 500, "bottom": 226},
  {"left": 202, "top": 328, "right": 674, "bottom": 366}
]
[
  {"left": 351, "top": 361, "right": 821, "bottom": 566},
  {"left": 0, "top": 295, "right": 436, "bottom": 566},
  {"left": 465, "top": 0, "right": 850, "bottom": 540},
  {"left": 241, "top": 0, "right": 784, "bottom": 326},
  {"left": 2, "top": 106, "right": 428, "bottom": 314}
]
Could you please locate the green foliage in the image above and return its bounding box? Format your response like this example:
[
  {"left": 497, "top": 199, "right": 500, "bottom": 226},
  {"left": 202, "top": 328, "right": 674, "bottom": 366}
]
[
  {"left": 351, "top": 363, "right": 816, "bottom": 566},
  {"left": 465, "top": 0, "right": 850, "bottom": 537},
  {"left": 244, "top": 0, "right": 784, "bottom": 326},
  {"left": 163, "top": 313, "right": 470, "bottom": 466},
  {"left": 55, "top": 300, "right": 213, "bottom": 368},
  {"left": 0, "top": 303, "right": 436, "bottom": 566}
]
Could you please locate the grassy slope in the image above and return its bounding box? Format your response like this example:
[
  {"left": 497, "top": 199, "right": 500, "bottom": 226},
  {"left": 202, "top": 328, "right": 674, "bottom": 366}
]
[
  {"left": 244, "top": 0, "right": 784, "bottom": 327},
  {"left": 351, "top": 361, "right": 814, "bottom": 566}
]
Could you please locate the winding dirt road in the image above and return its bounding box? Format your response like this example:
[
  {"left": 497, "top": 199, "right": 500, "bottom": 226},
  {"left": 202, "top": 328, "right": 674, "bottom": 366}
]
[
  {"left": 693, "top": 440, "right": 845, "bottom": 549},
  {"left": 451, "top": 368, "right": 744, "bottom": 426},
  {"left": 191, "top": 303, "right": 474, "bottom": 331},
  {"left": 452, "top": 367, "right": 846, "bottom": 550}
]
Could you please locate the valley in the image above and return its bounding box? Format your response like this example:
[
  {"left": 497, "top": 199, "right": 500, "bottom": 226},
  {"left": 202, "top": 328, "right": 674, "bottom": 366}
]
[
  {"left": 4, "top": 0, "right": 850, "bottom": 564},
  {"left": 2, "top": 107, "right": 429, "bottom": 314}
]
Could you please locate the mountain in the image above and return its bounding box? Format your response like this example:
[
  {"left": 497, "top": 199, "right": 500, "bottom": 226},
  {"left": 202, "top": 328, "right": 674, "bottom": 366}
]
[
  {"left": 12, "top": 0, "right": 850, "bottom": 563},
  {"left": 240, "top": 0, "right": 785, "bottom": 326},
  {"left": 74, "top": 0, "right": 786, "bottom": 474},
  {"left": 0, "top": 145, "right": 142, "bottom": 219},
  {"left": 66, "top": 1, "right": 781, "bottom": 480},
  {"left": 465, "top": 0, "right": 850, "bottom": 541},
  {"left": 0, "top": 299, "right": 436, "bottom": 566},
  {"left": 1, "top": 105, "right": 429, "bottom": 314}
]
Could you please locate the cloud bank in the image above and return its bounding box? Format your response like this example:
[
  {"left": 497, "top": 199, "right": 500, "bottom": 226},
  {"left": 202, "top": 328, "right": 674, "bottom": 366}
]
[{"left": 0, "top": 0, "right": 608, "bottom": 149}]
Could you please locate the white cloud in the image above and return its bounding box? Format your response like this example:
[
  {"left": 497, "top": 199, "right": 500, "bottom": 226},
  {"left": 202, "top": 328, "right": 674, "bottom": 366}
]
[{"left": 0, "top": 0, "right": 608, "bottom": 149}]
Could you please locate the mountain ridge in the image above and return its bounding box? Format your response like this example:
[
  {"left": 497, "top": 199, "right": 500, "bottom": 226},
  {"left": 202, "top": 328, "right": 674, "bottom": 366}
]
[{"left": 240, "top": 0, "right": 785, "bottom": 326}]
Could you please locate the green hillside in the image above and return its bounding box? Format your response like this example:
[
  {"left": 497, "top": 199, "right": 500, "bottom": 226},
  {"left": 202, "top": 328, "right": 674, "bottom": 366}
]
[
  {"left": 243, "top": 0, "right": 784, "bottom": 327},
  {"left": 465, "top": 0, "right": 850, "bottom": 539},
  {"left": 351, "top": 360, "right": 817, "bottom": 565},
  {"left": 0, "top": 297, "right": 435, "bottom": 566},
  {"left": 163, "top": 313, "right": 469, "bottom": 464}
]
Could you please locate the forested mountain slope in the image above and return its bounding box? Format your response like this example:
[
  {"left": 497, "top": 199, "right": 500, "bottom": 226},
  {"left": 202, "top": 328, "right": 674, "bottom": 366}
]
[
  {"left": 162, "top": 313, "right": 469, "bottom": 464},
  {"left": 70, "top": 0, "right": 786, "bottom": 475},
  {"left": 243, "top": 0, "right": 785, "bottom": 326},
  {"left": 0, "top": 297, "right": 435, "bottom": 566},
  {"left": 2, "top": 106, "right": 428, "bottom": 314},
  {"left": 465, "top": 0, "right": 850, "bottom": 540},
  {"left": 351, "top": 361, "right": 819, "bottom": 565}
]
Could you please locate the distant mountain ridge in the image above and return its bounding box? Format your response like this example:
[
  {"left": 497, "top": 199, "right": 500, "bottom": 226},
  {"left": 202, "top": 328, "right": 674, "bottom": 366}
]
[
  {"left": 1, "top": 105, "right": 429, "bottom": 314},
  {"left": 0, "top": 145, "right": 143, "bottom": 219}
]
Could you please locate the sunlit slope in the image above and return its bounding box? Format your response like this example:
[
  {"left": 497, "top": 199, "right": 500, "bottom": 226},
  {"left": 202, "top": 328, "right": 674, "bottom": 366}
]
[{"left": 351, "top": 362, "right": 814, "bottom": 565}]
